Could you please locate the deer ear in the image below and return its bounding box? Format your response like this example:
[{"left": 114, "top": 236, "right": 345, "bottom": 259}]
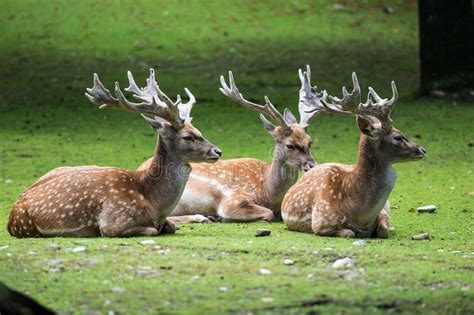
[
  {"left": 141, "top": 114, "right": 172, "bottom": 133},
  {"left": 283, "top": 108, "right": 297, "bottom": 124},
  {"left": 259, "top": 114, "right": 276, "bottom": 132},
  {"left": 356, "top": 115, "right": 380, "bottom": 137}
]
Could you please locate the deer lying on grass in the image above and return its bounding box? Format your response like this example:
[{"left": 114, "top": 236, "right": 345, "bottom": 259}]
[
  {"left": 7, "top": 69, "right": 221, "bottom": 237},
  {"left": 139, "top": 66, "right": 324, "bottom": 223},
  {"left": 281, "top": 72, "right": 426, "bottom": 238}
]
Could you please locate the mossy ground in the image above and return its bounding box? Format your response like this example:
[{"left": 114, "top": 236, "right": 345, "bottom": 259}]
[{"left": 0, "top": 1, "right": 473, "bottom": 314}]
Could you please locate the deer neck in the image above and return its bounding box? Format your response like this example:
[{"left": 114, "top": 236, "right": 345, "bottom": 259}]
[
  {"left": 350, "top": 135, "right": 397, "bottom": 218},
  {"left": 263, "top": 153, "right": 299, "bottom": 210},
  {"left": 139, "top": 136, "right": 192, "bottom": 214}
]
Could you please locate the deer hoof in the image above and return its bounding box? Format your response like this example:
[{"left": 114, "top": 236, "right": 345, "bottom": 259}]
[
  {"left": 193, "top": 214, "right": 214, "bottom": 223},
  {"left": 337, "top": 229, "right": 356, "bottom": 238},
  {"left": 262, "top": 213, "right": 275, "bottom": 222},
  {"left": 206, "top": 216, "right": 219, "bottom": 222},
  {"left": 161, "top": 219, "right": 176, "bottom": 234},
  {"left": 376, "top": 225, "right": 389, "bottom": 238}
]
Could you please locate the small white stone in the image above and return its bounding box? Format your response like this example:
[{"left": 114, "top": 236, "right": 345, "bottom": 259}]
[
  {"left": 417, "top": 205, "right": 437, "bottom": 213},
  {"left": 72, "top": 246, "right": 86, "bottom": 253},
  {"left": 111, "top": 287, "right": 125, "bottom": 293},
  {"left": 261, "top": 297, "right": 274, "bottom": 303},
  {"left": 352, "top": 240, "right": 367, "bottom": 246},
  {"left": 258, "top": 268, "right": 272, "bottom": 275},
  {"left": 283, "top": 259, "right": 294, "bottom": 266},
  {"left": 219, "top": 286, "right": 229, "bottom": 292},
  {"left": 331, "top": 257, "right": 355, "bottom": 269},
  {"left": 47, "top": 243, "right": 60, "bottom": 250},
  {"left": 139, "top": 240, "right": 156, "bottom": 245},
  {"left": 0, "top": 245, "right": 9, "bottom": 251}
]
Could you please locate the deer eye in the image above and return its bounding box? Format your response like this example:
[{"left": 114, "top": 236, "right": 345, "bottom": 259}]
[
  {"left": 393, "top": 135, "right": 403, "bottom": 141},
  {"left": 183, "top": 136, "right": 194, "bottom": 142},
  {"left": 286, "top": 144, "right": 295, "bottom": 150}
]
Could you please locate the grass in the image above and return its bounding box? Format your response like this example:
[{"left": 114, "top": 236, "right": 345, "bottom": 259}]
[{"left": 0, "top": 0, "right": 473, "bottom": 314}]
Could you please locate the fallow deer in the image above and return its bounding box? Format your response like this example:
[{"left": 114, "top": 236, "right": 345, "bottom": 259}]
[
  {"left": 7, "top": 69, "right": 221, "bottom": 237},
  {"left": 281, "top": 72, "right": 426, "bottom": 238},
  {"left": 139, "top": 66, "right": 324, "bottom": 223}
]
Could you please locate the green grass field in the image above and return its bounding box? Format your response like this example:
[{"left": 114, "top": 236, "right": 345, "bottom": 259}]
[{"left": 0, "top": 0, "right": 473, "bottom": 313}]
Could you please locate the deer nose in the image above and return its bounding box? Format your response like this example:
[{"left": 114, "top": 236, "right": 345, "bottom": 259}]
[
  {"left": 212, "top": 148, "right": 222, "bottom": 157},
  {"left": 302, "top": 160, "right": 316, "bottom": 172}
]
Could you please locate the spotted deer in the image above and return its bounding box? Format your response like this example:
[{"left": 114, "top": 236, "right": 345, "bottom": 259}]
[
  {"left": 139, "top": 66, "right": 324, "bottom": 223},
  {"left": 281, "top": 72, "right": 426, "bottom": 238},
  {"left": 7, "top": 69, "right": 221, "bottom": 237}
]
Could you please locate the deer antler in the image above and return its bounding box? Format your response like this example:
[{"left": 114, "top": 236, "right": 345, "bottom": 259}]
[
  {"left": 320, "top": 72, "right": 361, "bottom": 116},
  {"left": 298, "top": 65, "right": 328, "bottom": 126},
  {"left": 176, "top": 87, "right": 196, "bottom": 123},
  {"left": 359, "top": 81, "right": 398, "bottom": 128},
  {"left": 219, "top": 71, "right": 289, "bottom": 129},
  {"left": 85, "top": 69, "right": 195, "bottom": 127},
  {"left": 320, "top": 73, "right": 398, "bottom": 129}
]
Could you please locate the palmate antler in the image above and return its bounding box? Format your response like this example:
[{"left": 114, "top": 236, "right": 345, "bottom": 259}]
[
  {"left": 85, "top": 68, "right": 196, "bottom": 127},
  {"left": 219, "top": 71, "right": 290, "bottom": 129},
  {"left": 297, "top": 65, "right": 328, "bottom": 127},
  {"left": 319, "top": 72, "right": 362, "bottom": 116},
  {"left": 318, "top": 72, "right": 398, "bottom": 129}
]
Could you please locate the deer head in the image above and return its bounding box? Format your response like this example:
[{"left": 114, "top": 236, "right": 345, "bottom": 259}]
[
  {"left": 220, "top": 69, "right": 318, "bottom": 172},
  {"left": 85, "top": 69, "right": 222, "bottom": 163},
  {"left": 317, "top": 72, "right": 426, "bottom": 163}
]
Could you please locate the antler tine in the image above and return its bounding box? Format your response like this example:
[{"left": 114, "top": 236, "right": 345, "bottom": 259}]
[
  {"left": 86, "top": 69, "right": 188, "bottom": 127},
  {"left": 177, "top": 87, "right": 196, "bottom": 122},
  {"left": 329, "top": 72, "right": 361, "bottom": 110},
  {"left": 85, "top": 73, "right": 151, "bottom": 114},
  {"left": 85, "top": 74, "right": 119, "bottom": 109},
  {"left": 220, "top": 71, "right": 289, "bottom": 128},
  {"left": 298, "top": 65, "right": 328, "bottom": 126},
  {"left": 125, "top": 71, "right": 140, "bottom": 93},
  {"left": 359, "top": 80, "right": 398, "bottom": 128},
  {"left": 139, "top": 68, "right": 180, "bottom": 117},
  {"left": 319, "top": 72, "right": 361, "bottom": 116}
]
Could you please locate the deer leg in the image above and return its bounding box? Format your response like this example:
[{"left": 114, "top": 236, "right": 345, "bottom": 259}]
[
  {"left": 218, "top": 198, "right": 275, "bottom": 222},
  {"left": 167, "top": 215, "right": 215, "bottom": 224},
  {"left": 311, "top": 213, "right": 356, "bottom": 238},
  {"left": 98, "top": 206, "right": 160, "bottom": 237},
  {"left": 101, "top": 226, "right": 159, "bottom": 237},
  {"left": 313, "top": 226, "right": 356, "bottom": 238},
  {"left": 375, "top": 201, "right": 390, "bottom": 238},
  {"left": 335, "top": 229, "right": 356, "bottom": 238}
]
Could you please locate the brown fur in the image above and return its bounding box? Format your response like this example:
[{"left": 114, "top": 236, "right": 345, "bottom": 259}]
[
  {"left": 282, "top": 120, "right": 426, "bottom": 238},
  {"left": 139, "top": 124, "right": 315, "bottom": 223},
  {"left": 8, "top": 122, "right": 220, "bottom": 238}
]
